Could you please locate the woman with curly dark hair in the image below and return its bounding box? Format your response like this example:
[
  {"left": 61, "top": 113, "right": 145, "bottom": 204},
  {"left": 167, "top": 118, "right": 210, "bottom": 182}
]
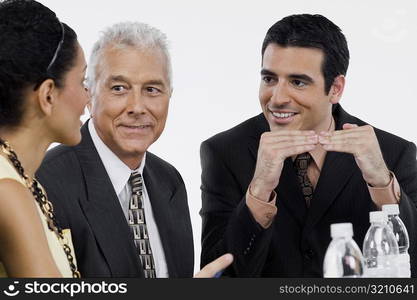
[{"left": 0, "top": 0, "right": 88, "bottom": 277}]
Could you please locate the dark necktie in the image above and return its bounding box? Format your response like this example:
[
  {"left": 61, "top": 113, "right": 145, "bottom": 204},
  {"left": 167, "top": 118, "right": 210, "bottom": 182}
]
[
  {"left": 128, "top": 171, "right": 156, "bottom": 278},
  {"left": 294, "top": 152, "right": 314, "bottom": 207}
]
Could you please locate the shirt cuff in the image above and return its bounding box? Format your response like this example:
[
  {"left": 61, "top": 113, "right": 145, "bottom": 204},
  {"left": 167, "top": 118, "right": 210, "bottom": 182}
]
[
  {"left": 245, "top": 185, "right": 277, "bottom": 229},
  {"left": 368, "top": 171, "right": 401, "bottom": 208}
]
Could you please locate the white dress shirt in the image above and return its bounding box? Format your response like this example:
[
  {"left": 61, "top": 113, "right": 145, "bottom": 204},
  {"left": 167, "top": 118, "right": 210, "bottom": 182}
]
[{"left": 88, "top": 121, "right": 169, "bottom": 278}]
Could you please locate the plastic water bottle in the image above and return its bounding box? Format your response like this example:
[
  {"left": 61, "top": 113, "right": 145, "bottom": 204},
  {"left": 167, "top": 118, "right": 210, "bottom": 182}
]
[
  {"left": 382, "top": 204, "right": 411, "bottom": 277},
  {"left": 362, "top": 211, "right": 399, "bottom": 277},
  {"left": 323, "top": 223, "right": 364, "bottom": 278}
]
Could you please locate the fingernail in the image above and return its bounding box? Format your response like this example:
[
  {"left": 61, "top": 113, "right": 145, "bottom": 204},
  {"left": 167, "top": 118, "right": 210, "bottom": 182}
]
[{"left": 224, "top": 253, "right": 233, "bottom": 262}]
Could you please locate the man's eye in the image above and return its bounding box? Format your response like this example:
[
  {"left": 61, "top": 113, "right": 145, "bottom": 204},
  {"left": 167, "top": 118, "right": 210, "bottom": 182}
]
[
  {"left": 146, "top": 87, "right": 161, "bottom": 94},
  {"left": 111, "top": 85, "right": 126, "bottom": 92},
  {"left": 262, "top": 76, "right": 276, "bottom": 84},
  {"left": 292, "top": 80, "right": 307, "bottom": 88}
]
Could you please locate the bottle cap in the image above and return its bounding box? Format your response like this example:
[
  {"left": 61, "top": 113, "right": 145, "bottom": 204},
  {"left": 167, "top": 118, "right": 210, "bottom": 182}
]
[
  {"left": 382, "top": 204, "right": 400, "bottom": 216},
  {"left": 369, "top": 211, "right": 388, "bottom": 223},
  {"left": 330, "top": 222, "right": 353, "bottom": 238}
]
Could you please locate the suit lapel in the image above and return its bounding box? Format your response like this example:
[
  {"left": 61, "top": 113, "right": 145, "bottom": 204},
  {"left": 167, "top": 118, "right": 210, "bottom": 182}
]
[
  {"left": 277, "top": 158, "right": 309, "bottom": 226},
  {"left": 303, "top": 151, "right": 356, "bottom": 234},
  {"left": 247, "top": 113, "right": 270, "bottom": 160},
  {"left": 143, "top": 160, "right": 178, "bottom": 276},
  {"left": 75, "top": 122, "right": 143, "bottom": 277}
]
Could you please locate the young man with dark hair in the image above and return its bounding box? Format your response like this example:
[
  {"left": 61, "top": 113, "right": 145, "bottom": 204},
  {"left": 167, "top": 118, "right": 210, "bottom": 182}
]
[{"left": 200, "top": 14, "right": 417, "bottom": 277}]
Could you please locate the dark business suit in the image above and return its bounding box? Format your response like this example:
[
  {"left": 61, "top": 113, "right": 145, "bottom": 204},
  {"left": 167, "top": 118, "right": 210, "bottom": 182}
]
[
  {"left": 36, "top": 121, "right": 194, "bottom": 278},
  {"left": 200, "top": 104, "right": 417, "bottom": 277}
]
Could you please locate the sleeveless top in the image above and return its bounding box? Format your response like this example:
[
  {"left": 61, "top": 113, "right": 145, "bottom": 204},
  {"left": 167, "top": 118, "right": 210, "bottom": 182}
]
[{"left": 0, "top": 155, "right": 77, "bottom": 277}]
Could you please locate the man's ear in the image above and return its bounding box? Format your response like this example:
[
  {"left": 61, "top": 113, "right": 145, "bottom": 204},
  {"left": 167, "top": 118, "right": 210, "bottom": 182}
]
[
  {"left": 36, "top": 79, "right": 57, "bottom": 116},
  {"left": 329, "top": 75, "right": 345, "bottom": 104},
  {"left": 86, "top": 88, "right": 93, "bottom": 116}
]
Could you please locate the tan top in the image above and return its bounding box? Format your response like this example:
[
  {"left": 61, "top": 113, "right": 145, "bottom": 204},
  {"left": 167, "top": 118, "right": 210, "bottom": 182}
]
[
  {"left": 247, "top": 120, "right": 400, "bottom": 228},
  {"left": 0, "top": 155, "right": 76, "bottom": 277}
]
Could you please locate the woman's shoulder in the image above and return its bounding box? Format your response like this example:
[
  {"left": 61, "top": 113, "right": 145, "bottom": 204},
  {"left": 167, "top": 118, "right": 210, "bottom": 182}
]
[
  {"left": 0, "top": 156, "right": 36, "bottom": 228},
  {"left": 0, "top": 155, "right": 25, "bottom": 185}
]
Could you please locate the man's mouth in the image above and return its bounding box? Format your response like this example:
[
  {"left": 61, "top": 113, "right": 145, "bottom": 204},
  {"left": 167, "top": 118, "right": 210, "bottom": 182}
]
[
  {"left": 118, "top": 124, "right": 153, "bottom": 134},
  {"left": 271, "top": 112, "right": 297, "bottom": 119},
  {"left": 267, "top": 108, "right": 299, "bottom": 125},
  {"left": 123, "top": 125, "right": 151, "bottom": 129}
]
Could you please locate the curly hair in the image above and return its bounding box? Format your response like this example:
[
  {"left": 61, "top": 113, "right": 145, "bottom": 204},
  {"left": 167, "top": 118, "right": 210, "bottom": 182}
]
[{"left": 0, "top": 0, "right": 78, "bottom": 127}]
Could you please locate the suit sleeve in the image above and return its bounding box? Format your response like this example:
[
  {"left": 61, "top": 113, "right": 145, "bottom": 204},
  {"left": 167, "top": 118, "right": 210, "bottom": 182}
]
[
  {"left": 200, "top": 140, "right": 274, "bottom": 277},
  {"left": 36, "top": 157, "right": 75, "bottom": 230},
  {"left": 391, "top": 141, "right": 417, "bottom": 276}
]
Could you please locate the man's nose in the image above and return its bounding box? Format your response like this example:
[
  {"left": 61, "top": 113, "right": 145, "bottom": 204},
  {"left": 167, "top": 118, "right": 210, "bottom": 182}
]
[
  {"left": 127, "top": 91, "right": 146, "bottom": 115},
  {"left": 270, "top": 82, "right": 291, "bottom": 106}
]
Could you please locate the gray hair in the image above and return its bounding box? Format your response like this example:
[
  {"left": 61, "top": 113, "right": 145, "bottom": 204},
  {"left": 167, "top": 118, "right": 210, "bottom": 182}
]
[{"left": 87, "top": 21, "right": 172, "bottom": 93}]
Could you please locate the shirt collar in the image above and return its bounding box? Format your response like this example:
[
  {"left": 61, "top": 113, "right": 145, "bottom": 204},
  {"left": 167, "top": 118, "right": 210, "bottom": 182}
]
[{"left": 88, "top": 120, "right": 146, "bottom": 196}]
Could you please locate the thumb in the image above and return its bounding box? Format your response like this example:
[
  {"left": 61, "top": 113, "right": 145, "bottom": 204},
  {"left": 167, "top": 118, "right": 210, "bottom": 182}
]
[{"left": 194, "top": 253, "right": 233, "bottom": 278}]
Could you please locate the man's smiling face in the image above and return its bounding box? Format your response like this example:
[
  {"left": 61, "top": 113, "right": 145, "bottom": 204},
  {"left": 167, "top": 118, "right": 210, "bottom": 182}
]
[{"left": 259, "top": 44, "right": 339, "bottom": 133}]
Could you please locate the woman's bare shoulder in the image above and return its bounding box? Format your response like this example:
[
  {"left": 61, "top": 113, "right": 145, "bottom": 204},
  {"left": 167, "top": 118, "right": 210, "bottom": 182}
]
[{"left": 0, "top": 178, "right": 61, "bottom": 277}]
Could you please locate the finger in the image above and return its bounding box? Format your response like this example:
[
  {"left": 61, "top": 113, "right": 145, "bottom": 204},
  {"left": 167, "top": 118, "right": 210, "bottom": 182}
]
[
  {"left": 278, "top": 144, "right": 316, "bottom": 158},
  {"left": 318, "top": 131, "right": 366, "bottom": 145},
  {"left": 319, "top": 125, "right": 370, "bottom": 138},
  {"left": 263, "top": 130, "right": 316, "bottom": 138},
  {"left": 263, "top": 139, "right": 319, "bottom": 151},
  {"left": 342, "top": 123, "right": 359, "bottom": 130},
  {"left": 321, "top": 142, "right": 360, "bottom": 154},
  {"left": 194, "top": 254, "right": 234, "bottom": 278},
  {"left": 319, "top": 127, "right": 373, "bottom": 145},
  {"left": 262, "top": 134, "right": 318, "bottom": 145}
]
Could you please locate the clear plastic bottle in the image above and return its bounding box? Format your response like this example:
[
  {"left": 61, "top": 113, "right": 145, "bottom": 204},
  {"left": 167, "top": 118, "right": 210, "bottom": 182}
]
[
  {"left": 382, "top": 204, "right": 411, "bottom": 277},
  {"left": 323, "top": 223, "right": 364, "bottom": 278},
  {"left": 362, "top": 211, "right": 399, "bottom": 277}
]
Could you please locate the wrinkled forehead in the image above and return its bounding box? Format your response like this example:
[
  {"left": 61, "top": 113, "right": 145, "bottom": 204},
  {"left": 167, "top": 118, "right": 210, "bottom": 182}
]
[
  {"left": 98, "top": 45, "right": 169, "bottom": 82},
  {"left": 93, "top": 45, "right": 170, "bottom": 88}
]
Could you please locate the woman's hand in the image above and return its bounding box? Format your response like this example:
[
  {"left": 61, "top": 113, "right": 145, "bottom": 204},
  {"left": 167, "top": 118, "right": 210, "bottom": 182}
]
[{"left": 194, "top": 254, "right": 233, "bottom": 278}]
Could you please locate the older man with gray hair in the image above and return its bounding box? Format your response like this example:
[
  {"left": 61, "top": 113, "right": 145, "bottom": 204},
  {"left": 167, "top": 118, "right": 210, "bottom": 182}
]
[{"left": 36, "top": 22, "right": 194, "bottom": 278}]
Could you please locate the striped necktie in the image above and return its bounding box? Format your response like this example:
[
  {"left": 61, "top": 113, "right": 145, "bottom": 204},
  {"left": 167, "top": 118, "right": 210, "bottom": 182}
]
[{"left": 128, "top": 171, "right": 156, "bottom": 278}]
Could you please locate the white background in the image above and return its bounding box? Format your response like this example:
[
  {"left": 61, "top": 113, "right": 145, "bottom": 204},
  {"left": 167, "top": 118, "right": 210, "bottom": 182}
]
[{"left": 39, "top": 0, "right": 417, "bottom": 272}]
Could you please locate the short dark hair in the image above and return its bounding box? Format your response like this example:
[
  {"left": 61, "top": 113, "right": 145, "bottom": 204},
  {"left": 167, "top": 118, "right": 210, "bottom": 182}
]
[
  {"left": 0, "top": 0, "right": 78, "bottom": 127},
  {"left": 261, "top": 14, "right": 349, "bottom": 94}
]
